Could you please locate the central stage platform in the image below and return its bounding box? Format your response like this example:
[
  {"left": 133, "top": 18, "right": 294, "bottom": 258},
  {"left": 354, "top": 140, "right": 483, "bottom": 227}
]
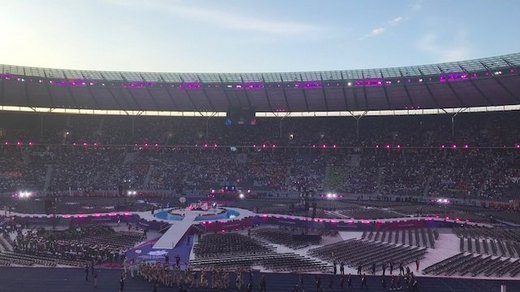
[{"left": 148, "top": 207, "right": 254, "bottom": 249}]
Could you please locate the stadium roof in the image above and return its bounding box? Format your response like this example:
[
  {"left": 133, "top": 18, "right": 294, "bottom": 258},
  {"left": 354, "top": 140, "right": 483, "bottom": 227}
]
[{"left": 1, "top": 53, "right": 520, "bottom": 117}]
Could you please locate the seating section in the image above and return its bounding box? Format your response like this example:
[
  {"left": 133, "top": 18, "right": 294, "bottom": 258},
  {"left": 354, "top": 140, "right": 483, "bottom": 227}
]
[
  {"left": 0, "top": 234, "right": 14, "bottom": 252},
  {"left": 1, "top": 140, "right": 519, "bottom": 205},
  {"left": 191, "top": 233, "right": 329, "bottom": 273},
  {"left": 81, "top": 231, "right": 145, "bottom": 250},
  {"left": 361, "top": 228, "right": 438, "bottom": 249},
  {"left": 0, "top": 251, "right": 83, "bottom": 267},
  {"left": 252, "top": 227, "right": 321, "bottom": 249},
  {"left": 423, "top": 253, "right": 520, "bottom": 277},
  {"left": 458, "top": 237, "right": 519, "bottom": 258},
  {"left": 454, "top": 226, "right": 520, "bottom": 241},
  {"left": 308, "top": 239, "right": 426, "bottom": 273},
  {"left": 454, "top": 226, "right": 520, "bottom": 258},
  {"left": 11, "top": 225, "right": 144, "bottom": 266},
  {"left": 190, "top": 252, "right": 329, "bottom": 273},
  {"left": 194, "top": 233, "right": 272, "bottom": 258}
]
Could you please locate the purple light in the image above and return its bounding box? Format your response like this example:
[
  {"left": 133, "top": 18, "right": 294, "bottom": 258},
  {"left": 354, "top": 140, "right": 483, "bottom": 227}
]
[
  {"left": 439, "top": 73, "right": 474, "bottom": 83},
  {"left": 51, "top": 80, "right": 67, "bottom": 87},
  {"left": 49, "top": 79, "right": 89, "bottom": 88},
  {"left": 240, "top": 82, "right": 264, "bottom": 90},
  {"left": 0, "top": 73, "right": 13, "bottom": 80},
  {"left": 355, "top": 79, "right": 384, "bottom": 87},
  {"left": 123, "top": 81, "right": 156, "bottom": 89},
  {"left": 294, "top": 81, "right": 321, "bottom": 89},
  {"left": 179, "top": 82, "right": 201, "bottom": 90}
]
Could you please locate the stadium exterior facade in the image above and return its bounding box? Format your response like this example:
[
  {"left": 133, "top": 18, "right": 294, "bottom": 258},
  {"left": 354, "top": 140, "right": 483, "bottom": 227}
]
[{"left": 0, "top": 53, "right": 519, "bottom": 117}]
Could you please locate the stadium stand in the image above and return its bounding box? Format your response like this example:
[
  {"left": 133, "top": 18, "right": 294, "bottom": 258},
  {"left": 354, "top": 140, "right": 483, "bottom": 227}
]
[{"left": 1, "top": 52, "right": 520, "bottom": 292}]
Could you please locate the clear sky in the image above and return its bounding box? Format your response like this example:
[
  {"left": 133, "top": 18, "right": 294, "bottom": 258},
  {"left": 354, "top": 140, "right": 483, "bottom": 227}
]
[{"left": 1, "top": 0, "right": 519, "bottom": 73}]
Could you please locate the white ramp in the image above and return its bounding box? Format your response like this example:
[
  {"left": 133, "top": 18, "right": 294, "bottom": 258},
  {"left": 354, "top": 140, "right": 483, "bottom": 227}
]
[{"left": 153, "top": 213, "right": 197, "bottom": 249}]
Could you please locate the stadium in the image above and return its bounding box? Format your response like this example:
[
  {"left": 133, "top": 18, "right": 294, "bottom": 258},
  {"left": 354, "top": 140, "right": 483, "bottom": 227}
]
[{"left": 1, "top": 2, "right": 520, "bottom": 292}]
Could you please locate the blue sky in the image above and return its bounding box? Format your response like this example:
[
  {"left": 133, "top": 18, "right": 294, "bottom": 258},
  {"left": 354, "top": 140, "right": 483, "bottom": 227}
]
[{"left": 1, "top": 0, "right": 520, "bottom": 73}]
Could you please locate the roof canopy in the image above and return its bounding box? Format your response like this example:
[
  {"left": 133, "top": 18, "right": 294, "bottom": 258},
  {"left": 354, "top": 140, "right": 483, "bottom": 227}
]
[{"left": 0, "top": 53, "right": 519, "bottom": 114}]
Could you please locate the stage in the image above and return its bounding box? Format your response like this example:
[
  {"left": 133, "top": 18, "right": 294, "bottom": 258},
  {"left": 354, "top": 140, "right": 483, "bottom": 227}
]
[{"left": 148, "top": 205, "right": 255, "bottom": 249}]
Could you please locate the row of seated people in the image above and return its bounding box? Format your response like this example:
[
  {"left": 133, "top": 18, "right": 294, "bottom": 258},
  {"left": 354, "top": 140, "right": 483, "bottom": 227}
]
[
  {"left": 192, "top": 233, "right": 329, "bottom": 273},
  {"left": 423, "top": 253, "right": 520, "bottom": 277},
  {"left": 194, "top": 233, "right": 272, "bottom": 258},
  {"left": 459, "top": 237, "right": 520, "bottom": 258},
  {"left": 11, "top": 224, "right": 142, "bottom": 265},
  {"left": 1, "top": 146, "right": 519, "bottom": 202},
  {"left": 361, "top": 228, "right": 439, "bottom": 249},
  {"left": 2, "top": 111, "right": 519, "bottom": 147},
  {"left": 0, "top": 150, "right": 46, "bottom": 194},
  {"left": 252, "top": 227, "right": 322, "bottom": 249},
  {"left": 308, "top": 239, "right": 427, "bottom": 275},
  {"left": 0, "top": 250, "right": 81, "bottom": 267},
  {"left": 1, "top": 228, "right": 83, "bottom": 267},
  {"left": 191, "top": 253, "right": 330, "bottom": 273}
]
